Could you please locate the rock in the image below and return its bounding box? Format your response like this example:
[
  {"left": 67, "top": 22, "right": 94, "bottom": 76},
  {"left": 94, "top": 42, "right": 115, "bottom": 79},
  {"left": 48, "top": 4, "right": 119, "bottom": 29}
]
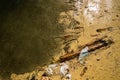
[
  {"left": 116, "top": 15, "right": 119, "bottom": 17},
  {"left": 96, "top": 58, "right": 100, "bottom": 61}
]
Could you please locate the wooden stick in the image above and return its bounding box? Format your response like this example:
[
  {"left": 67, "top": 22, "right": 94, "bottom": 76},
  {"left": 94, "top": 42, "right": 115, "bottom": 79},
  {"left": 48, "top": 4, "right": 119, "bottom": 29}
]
[{"left": 58, "top": 36, "right": 113, "bottom": 62}]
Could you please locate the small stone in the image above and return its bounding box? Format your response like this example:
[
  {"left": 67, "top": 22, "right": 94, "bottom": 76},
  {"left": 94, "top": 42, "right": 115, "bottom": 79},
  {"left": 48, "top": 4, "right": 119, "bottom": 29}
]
[
  {"left": 96, "top": 58, "right": 100, "bottom": 61},
  {"left": 116, "top": 15, "right": 119, "bottom": 17},
  {"left": 104, "top": 10, "right": 108, "bottom": 13}
]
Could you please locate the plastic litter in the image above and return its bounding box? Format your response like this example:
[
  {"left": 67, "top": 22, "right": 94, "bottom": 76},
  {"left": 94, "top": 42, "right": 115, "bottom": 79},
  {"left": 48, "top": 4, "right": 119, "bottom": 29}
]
[
  {"left": 60, "top": 62, "right": 69, "bottom": 78},
  {"left": 45, "top": 67, "right": 53, "bottom": 76},
  {"left": 66, "top": 73, "right": 71, "bottom": 80},
  {"left": 78, "top": 46, "right": 89, "bottom": 61},
  {"left": 48, "top": 64, "right": 57, "bottom": 69},
  {"left": 45, "top": 64, "right": 58, "bottom": 76}
]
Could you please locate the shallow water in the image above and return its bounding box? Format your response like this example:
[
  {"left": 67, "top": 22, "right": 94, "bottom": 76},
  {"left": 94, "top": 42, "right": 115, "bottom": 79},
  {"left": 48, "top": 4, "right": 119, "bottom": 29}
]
[{"left": 0, "top": 0, "right": 68, "bottom": 78}]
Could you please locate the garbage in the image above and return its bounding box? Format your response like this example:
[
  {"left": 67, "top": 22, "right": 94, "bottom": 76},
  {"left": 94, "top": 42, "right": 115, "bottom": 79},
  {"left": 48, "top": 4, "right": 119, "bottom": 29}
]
[
  {"left": 59, "top": 35, "right": 113, "bottom": 62},
  {"left": 66, "top": 73, "right": 71, "bottom": 80},
  {"left": 45, "top": 67, "right": 53, "bottom": 76},
  {"left": 45, "top": 64, "right": 58, "bottom": 76},
  {"left": 78, "top": 46, "right": 89, "bottom": 61},
  {"left": 48, "top": 64, "right": 57, "bottom": 69},
  {"left": 60, "top": 62, "right": 69, "bottom": 78}
]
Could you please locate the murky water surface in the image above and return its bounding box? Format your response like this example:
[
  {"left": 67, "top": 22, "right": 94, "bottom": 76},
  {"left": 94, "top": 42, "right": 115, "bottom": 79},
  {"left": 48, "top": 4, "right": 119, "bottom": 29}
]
[{"left": 0, "top": 0, "right": 68, "bottom": 78}]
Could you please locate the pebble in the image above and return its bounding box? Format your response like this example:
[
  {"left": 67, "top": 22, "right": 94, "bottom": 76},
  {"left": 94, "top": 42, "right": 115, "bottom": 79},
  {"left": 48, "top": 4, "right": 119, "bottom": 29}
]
[{"left": 96, "top": 58, "right": 100, "bottom": 61}]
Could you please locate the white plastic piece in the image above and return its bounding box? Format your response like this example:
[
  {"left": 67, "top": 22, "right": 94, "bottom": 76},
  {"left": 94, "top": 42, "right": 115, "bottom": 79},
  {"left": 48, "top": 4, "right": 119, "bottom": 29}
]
[
  {"left": 78, "top": 46, "right": 89, "bottom": 61},
  {"left": 60, "top": 62, "right": 69, "bottom": 77}
]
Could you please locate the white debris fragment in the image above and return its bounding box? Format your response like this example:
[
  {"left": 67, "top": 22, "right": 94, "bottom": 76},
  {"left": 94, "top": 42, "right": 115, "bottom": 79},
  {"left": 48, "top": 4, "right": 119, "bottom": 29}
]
[
  {"left": 60, "top": 62, "right": 69, "bottom": 77},
  {"left": 78, "top": 46, "right": 89, "bottom": 61}
]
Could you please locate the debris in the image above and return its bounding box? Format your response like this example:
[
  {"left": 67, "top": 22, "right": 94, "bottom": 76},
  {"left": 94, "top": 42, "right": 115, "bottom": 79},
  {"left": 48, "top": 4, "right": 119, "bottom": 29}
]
[
  {"left": 45, "top": 67, "right": 53, "bottom": 76},
  {"left": 66, "top": 73, "right": 72, "bottom": 80},
  {"left": 60, "top": 62, "right": 69, "bottom": 78},
  {"left": 44, "top": 64, "right": 58, "bottom": 76},
  {"left": 59, "top": 35, "right": 113, "bottom": 62},
  {"left": 78, "top": 46, "right": 89, "bottom": 61}
]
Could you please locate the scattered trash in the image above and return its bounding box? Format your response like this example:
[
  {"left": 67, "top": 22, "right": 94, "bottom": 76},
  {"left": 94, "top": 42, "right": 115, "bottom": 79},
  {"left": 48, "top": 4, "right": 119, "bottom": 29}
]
[
  {"left": 60, "top": 62, "right": 69, "bottom": 78},
  {"left": 45, "top": 67, "right": 53, "bottom": 76},
  {"left": 66, "top": 73, "right": 72, "bottom": 80},
  {"left": 45, "top": 64, "right": 58, "bottom": 76},
  {"left": 78, "top": 46, "right": 89, "bottom": 61},
  {"left": 59, "top": 35, "right": 114, "bottom": 62}
]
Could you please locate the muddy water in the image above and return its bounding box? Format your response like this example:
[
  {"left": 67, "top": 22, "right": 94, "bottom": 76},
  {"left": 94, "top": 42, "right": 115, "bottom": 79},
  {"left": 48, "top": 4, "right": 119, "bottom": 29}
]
[{"left": 0, "top": 0, "right": 69, "bottom": 78}]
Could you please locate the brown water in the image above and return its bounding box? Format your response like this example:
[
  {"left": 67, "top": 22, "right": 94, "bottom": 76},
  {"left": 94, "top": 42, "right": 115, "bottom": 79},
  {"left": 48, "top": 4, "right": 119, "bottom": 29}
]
[{"left": 0, "top": 0, "right": 69, "bottom": 78}]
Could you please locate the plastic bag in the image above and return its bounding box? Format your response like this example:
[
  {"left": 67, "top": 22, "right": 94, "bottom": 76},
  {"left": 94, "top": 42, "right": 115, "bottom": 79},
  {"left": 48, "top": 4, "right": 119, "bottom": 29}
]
[
  {"left": 78, "top": 46, "right": 89, "bottom": 61},
  {"left": 60, "top": 63, "right": 69, "bottom": 77}
]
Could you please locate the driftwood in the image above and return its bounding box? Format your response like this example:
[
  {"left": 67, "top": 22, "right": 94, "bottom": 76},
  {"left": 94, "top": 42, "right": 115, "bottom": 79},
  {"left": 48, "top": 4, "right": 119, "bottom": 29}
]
[{"left": 59, "top": 36, "right": 113, "bottom": 62}]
